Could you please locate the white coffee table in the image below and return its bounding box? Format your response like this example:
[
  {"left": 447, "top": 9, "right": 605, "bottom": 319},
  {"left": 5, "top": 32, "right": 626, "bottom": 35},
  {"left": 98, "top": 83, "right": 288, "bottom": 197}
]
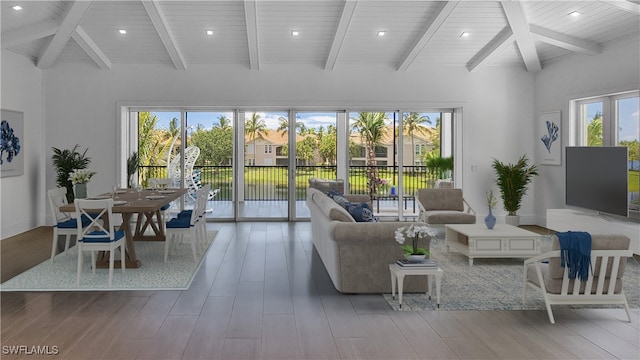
[
  {"left": 389, "top": 264, "right": 443, "bottom": 309},
  {"left": 445, "top": 224, "right": 541, "bottom": 266}
]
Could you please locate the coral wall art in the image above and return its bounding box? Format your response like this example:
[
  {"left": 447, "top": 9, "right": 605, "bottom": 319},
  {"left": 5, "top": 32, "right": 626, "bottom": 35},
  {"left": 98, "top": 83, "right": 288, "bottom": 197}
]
[
  {"left": 1, "top": 110, "right": 24, "bottom": 177},
  {"left": 538, "top": 111, "right": 561, "bottom": 165}
]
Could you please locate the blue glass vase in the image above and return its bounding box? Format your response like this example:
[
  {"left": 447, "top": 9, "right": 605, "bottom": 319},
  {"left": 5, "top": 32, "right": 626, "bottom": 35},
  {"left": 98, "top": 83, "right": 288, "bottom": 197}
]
[{"left": 484, "top": 208, "right": 496, "bottom": 229}]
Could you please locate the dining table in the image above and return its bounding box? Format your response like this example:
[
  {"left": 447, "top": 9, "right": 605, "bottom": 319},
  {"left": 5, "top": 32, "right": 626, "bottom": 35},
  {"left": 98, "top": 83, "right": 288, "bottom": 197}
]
[{"left": 59, "top": 187, "right": 188, "bottom": 268}]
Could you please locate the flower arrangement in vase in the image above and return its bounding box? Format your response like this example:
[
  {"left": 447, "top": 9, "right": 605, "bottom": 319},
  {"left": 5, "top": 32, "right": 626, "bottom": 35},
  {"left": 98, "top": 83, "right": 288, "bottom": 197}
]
[
  {"left": 394, "top": 224, "right": 437, "bottom": 261},
  {"left": 69, "top": 169, "right": 96, "bottom": 199},
  {"left": 485, "top": 190, "right": 497, "bottom": 229}
]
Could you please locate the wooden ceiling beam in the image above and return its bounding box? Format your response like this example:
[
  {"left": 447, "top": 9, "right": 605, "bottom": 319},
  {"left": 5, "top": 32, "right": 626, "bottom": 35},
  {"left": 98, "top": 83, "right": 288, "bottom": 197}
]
[
  {"left": 142, "top": 0, "right": 187, "bottom": 70},
  {"left": 466, "top": 27, "right": 515, "bottom": 72},
  {"left": 72, "top": 26, "right": 111, "bottom": 70},
  {"left": 325, "top": 0, "right": 358, "bottom": 71},
  {"left": 36, "top": 1, "right": 92, "bottom": 69},
  {"left": 397, "top": 1, "right": 459, "bottom": 71},
  {"left": 599, "top": 0, "right": 640, "bottom": 15},
  {"left": 501, "top": 1, "right": 541, "bottom": 72},
  {"left": 244, "top": 0, "right": 260, "bottom": 70},
  {"left": 530, "top": 24, "right": 601, "bottom": 55},
  {"left": 1, "top": 20, "right": 59, "bottom": 48}
]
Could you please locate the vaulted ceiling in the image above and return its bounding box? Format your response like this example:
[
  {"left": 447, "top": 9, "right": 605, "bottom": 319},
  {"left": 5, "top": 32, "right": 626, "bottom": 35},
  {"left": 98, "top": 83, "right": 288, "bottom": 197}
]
[{"left": 2, "top": 1, "right": 639, "bottom": 72}]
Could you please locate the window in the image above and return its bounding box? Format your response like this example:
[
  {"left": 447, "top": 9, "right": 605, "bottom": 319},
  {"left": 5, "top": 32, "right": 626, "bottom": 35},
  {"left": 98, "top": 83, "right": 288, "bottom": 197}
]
[
  {"left": 265, "top": 144, "right": 273, "bottom": 154},
  {"left": 575, "top": 91, "right": 639, "bottom": 211}
]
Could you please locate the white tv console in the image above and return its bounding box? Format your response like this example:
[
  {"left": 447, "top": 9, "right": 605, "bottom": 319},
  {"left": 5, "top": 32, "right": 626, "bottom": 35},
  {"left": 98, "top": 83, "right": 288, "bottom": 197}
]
[{"left": 546, "top": 209, "right": 640, "bottom": 255}]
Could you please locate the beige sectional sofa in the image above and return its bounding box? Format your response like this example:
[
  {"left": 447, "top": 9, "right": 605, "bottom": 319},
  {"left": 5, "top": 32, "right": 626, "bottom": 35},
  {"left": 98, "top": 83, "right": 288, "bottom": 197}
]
[{"left": 307, "top": 187, "right": 431, "bottom": 293}]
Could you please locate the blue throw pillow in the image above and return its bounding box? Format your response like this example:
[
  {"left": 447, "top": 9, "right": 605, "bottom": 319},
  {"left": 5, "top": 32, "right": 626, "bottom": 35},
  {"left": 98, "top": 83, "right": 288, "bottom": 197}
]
[
  {"left": 326, "top": 189, "right": 343, "bottom": 198},
  {"left": 346, "top": 202, "right": 377, "bottom": 222},
  {"left": 332, "top": 194, "right": 350, "bottom": 209}
]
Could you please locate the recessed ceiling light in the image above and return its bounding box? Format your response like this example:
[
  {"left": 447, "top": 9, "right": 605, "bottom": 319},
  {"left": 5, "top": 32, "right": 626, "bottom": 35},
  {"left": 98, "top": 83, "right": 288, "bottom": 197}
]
[
  {"left": 118, "top": 29, "right": 127, "bottom": 35},
  {"left": 460, "top": 32, "right": 470, "bottom": 38},
  {"left": 291, "top": 30, "right": 299, "bottom": 36},
  {"left": 205, "top": 29, "right": 214, "bottom": 36},
  {"left": 377, "top": 31, "right": 386, "bottom": 37},
  {"left": 569, "top": 11, "right": 581, "bottom": 17},
  {"left": 12, "top": 5, "right": 22, "bottom": 11}
]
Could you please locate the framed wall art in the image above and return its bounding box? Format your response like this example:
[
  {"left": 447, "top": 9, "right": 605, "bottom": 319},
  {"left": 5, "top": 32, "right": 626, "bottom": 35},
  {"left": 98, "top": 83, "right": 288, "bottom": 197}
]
[
  {"left": 538, "top": 111, "right": 561, "bottom": 165},
  {"left": 1, "top": 109, "right": 24, "bottom": 177}
]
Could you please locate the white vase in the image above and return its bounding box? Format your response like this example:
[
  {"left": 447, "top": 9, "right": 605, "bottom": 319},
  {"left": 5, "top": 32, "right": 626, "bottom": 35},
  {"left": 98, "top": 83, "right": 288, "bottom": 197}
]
[
  {"left": 505, "top": 215, "right": 520, "bottom": 226},
  {"left": 405, "top": 254, "right": 426, "bottom": 262},
  {"left": 74, "top": 183, "right": 88, "bottom": 199}
]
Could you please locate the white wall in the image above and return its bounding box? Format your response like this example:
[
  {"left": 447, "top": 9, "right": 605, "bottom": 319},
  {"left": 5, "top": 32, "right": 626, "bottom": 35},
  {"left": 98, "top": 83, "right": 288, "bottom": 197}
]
[
  {"left": 534, "top": 35, "right": 640, "bottom": 223},
  {"left": 41, "top": 61, "right": 536, "bottom": 224},
  {"left": 1, "top": 51, "right": 45, "bottom": 238}
]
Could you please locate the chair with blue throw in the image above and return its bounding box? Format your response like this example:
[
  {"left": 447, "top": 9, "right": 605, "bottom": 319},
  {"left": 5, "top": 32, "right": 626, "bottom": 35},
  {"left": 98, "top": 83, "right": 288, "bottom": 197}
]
[
  {"left": 523, "top": 233, "right": 632, "bottom": 324},
  {"left": 74, "top": 198, "right": 126, "bottom": 286},
  {"left": 47, "top": 187, "right": 92, "bottom": 262}
]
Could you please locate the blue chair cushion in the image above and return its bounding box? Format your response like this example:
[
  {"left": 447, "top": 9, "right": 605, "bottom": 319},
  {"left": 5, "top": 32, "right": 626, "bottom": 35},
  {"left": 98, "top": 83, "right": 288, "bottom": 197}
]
[
  {"left": 177, "top": 210, "right": 193, "bottom": 218},
  {"left": 81, "top": 230, "right": 125, "bottom": 243},
  {"left": 161, "top": 204, "right": 171, "bottom": 211},
  {"left": 166, "top": 217, "right": 191, "bottom": 228},
  {"left": 57, "top": 214, "right": 92, "bottom": 229},
  {"left": 345, "top": 202, "right": 378, "bottom": 222}
]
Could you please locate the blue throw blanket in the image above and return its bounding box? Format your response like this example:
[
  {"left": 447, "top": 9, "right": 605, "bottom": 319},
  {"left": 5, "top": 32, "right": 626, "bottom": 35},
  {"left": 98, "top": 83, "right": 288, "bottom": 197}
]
[{"left": 556, "top": 231, "right": 592, "bottom": 281}]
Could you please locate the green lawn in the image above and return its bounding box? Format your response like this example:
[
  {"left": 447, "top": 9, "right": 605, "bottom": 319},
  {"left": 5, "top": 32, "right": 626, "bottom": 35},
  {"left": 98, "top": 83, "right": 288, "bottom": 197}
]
[{"left": 630, "top": 170, "right": 638, "bottom": 194}]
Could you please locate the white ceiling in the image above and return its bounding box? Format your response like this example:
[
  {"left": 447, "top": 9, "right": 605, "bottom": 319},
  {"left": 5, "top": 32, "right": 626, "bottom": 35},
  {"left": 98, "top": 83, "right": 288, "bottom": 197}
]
[{"left": 2, "top": 0, "right": 639, "bottom": 72}]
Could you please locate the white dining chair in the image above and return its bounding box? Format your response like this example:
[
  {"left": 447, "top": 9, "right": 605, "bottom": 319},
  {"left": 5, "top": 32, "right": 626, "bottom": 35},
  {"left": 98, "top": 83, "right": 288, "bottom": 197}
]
[
  {"left": 164, "top": 187, "right": 207, "bottom": 262},
  {"left": 47, "top": 187, "right": 91, "bottom": 262},
  {"left": 75, "top": 198, "right": 126, "bottom": 286}
]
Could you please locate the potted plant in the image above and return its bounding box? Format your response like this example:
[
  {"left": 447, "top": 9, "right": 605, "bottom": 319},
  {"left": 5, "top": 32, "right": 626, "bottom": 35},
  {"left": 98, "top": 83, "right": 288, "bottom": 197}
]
[
  {"left": 394, "top": 224, "right": 437, "bottom": 261},
  {"left": 491, "top": 154, "right": 539, "bottom": 226},
  {"left": 51, "top": 144, "right": 91, "bottom": 203},
  {"left": 127, "top": 151, "right": 139, "bottom": 188}
]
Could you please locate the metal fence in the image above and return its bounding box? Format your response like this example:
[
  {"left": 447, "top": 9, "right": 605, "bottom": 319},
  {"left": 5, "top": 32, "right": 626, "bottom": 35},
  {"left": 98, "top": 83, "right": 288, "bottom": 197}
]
[{"left": 139, "top": 165, "right": 440, "bottom": 201}]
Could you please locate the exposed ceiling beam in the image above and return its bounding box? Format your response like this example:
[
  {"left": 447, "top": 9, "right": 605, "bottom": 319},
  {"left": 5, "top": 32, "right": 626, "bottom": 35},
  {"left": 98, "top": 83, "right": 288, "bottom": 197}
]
[
  {"left": 36, "top": 1, "right": 92, "bottom": 69},
  {"left": 599, "top": 0, "right": 640, "bottom": 15},
  {"left": 466, "top": 27, "right": 515, "bottom": 72},
  {"left": 530, "top": 24, "right": 601, "bottom": 55},
  {"left": 71, "top": 26, "right": 111, "bottom": 69},
  {"left": 142, "top": 0, "right": 186, "bottom": 70},
  {"left": 501, "top": 1, "right": 541, "bottom": 72},
  {"left": 1, "top": 20, "right": 59, "bottom": 48},
  {"left": 325, "top": 0, "right": 358, "bottom": 71},
  {"left": 244, "top": 0, "right": 260, "bottom": 70},
  {"left": 397, "top": 1, "right": 459, "bottom": 71}
]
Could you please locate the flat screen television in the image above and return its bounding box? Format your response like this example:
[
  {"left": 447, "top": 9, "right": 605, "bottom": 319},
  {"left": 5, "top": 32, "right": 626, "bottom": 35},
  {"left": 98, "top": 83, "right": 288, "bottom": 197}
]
[{"left": 565, "top": 146, "right": 628, "bottom": 217}]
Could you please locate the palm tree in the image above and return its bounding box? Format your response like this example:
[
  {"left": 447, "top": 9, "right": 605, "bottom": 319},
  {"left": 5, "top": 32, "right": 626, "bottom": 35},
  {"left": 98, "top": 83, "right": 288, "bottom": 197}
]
[
  {"left": 277, "top": 116, "right": 305, "bottom": 136},
  {"left": 351, "top": 112, "right": 387, "bottom": 195},
  {"left": 245, "top": 113, "right": 267, "bottom": 163},
  {"left": 587, "top": 112, "right": 603, "bottom": 146},
  {"left": 403, "top": 112, "right": 431, "bottom": 165},
  {"left": 216, "top": 115, "right": 231, "bottom": 130}
]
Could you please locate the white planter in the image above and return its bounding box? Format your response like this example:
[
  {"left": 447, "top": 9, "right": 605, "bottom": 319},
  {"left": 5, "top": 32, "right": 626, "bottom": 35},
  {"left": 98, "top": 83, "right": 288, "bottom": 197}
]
[{"left": 505, "top": 215, "right": 520, "bottom": 226}]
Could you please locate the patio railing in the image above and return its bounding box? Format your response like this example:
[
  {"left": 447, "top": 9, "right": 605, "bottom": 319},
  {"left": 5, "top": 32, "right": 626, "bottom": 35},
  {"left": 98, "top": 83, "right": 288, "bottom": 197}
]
[{"left": 139, "top": 165, "right": 440, "bottom": 201}]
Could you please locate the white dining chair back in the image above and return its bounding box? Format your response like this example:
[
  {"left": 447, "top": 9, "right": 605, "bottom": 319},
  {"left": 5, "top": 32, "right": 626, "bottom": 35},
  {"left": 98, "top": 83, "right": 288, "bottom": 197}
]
[
  {"left": 48, "top": 187, "right": 90, "bottom": 262},
  {"left": 74, "top": 198, "right": 126, "bottom": 286},
  {"left": 164, "top": 186, "right": 204, "bottom": 262}
]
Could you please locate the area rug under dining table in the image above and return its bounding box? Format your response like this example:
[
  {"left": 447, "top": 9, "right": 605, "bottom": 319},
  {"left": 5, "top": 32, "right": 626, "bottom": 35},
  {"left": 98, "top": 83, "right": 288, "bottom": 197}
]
[
  {"left": 383, "top": 234, "right": 640, "bottom": 311},
  {"left": 0, "top": 231, "right": 216, "bottom": 291}
]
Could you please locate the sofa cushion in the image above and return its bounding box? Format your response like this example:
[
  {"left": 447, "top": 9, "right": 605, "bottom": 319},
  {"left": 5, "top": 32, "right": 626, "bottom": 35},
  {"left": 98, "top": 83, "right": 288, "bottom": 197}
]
[
  {"left": 309, "top": 178, "right": 345, "bottom": 193},
  {"left": 311, "top": 190, "right": 354, "bottom": 222},
  {"left": 332, "top": 194, "right": 351, "bottom": 209},
  {"left": 417, "top": 188, "right": 465, "bottom": 211},
  {"left": 422, "top": 210, "right": 475, "bottom": 224},
  {"left": 345, "top": 203, "right": 377, "bottom": 222}
]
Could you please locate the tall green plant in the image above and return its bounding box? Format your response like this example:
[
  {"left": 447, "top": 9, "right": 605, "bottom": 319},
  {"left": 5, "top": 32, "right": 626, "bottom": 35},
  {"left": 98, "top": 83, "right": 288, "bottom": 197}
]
[
  {"left": 491, "top": 154, "right": 539, "bottom": 216},
  {"left": 127, "top": 151, "right": 140, "bottom": 187},
  {"left": 51, "top": 144, "right": 91, "bottom": 202}
]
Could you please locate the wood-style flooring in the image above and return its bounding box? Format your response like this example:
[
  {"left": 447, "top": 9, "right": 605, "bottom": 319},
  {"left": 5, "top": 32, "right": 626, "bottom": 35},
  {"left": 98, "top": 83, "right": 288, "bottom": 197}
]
[{"left": 1, "top": 222, "right": 639, "bottom": 359}]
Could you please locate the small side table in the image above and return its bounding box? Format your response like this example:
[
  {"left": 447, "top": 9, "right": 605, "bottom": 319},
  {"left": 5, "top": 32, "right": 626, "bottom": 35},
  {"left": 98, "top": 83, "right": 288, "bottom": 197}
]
[{"left": 389, "top": 264, "right": 443, "bottom": 309}]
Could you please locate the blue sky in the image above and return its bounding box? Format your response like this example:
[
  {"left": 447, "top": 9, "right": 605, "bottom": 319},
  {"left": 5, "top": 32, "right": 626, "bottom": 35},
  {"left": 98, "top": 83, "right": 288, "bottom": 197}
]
[{"left": 152, "top": 111, "right": 439, "bottom": 132}]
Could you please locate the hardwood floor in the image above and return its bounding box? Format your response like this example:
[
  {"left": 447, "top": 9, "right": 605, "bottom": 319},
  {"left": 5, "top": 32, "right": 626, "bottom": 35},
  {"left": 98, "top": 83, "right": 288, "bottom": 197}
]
[{"left": 1, "top": 222, "right": 639, "bottom": 359}]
